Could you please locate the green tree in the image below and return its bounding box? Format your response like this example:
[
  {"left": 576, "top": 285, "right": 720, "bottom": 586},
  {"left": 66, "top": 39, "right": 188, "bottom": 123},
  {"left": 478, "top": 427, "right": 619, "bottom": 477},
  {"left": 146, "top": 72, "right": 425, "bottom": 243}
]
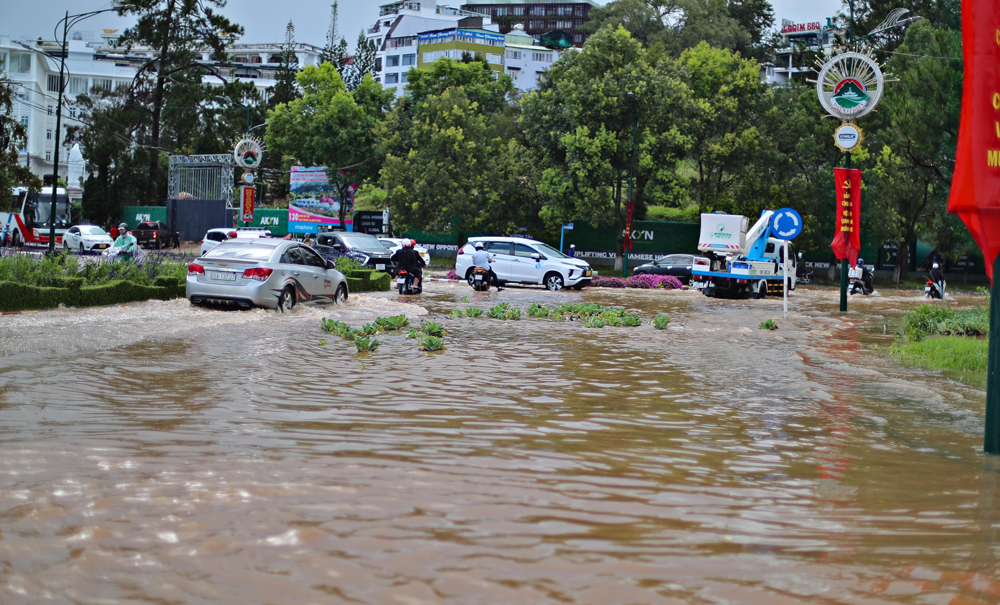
[
  {"left": 321, "top": 2, "right": 350, "bottom": 74},
  {"left": 270, "top": 21, "right": 302, "bottom": 109},
  {"left": 0, "top": 64, "right": 40, "bottom": 199},
  {"left": 522, "top": 26, "right": 691, "bottom": 271},
  {"left": 265, "top": 64, "right": 393, "bottom": 226},
  {"left": 581, "top": 0, "right": 681, "bottom": 47},
  {"left": 117, "top": 0, "right": 243, "bottom": 203},
  {"left": 345, "top": 31, "right": 378, "bottom": 92}
]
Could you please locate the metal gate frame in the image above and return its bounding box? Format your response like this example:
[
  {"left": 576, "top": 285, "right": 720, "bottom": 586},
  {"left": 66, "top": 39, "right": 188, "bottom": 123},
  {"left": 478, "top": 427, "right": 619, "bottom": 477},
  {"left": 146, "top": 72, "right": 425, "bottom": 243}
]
[{"left": 167, "top": 154, "right": 235, "bottom": 208}]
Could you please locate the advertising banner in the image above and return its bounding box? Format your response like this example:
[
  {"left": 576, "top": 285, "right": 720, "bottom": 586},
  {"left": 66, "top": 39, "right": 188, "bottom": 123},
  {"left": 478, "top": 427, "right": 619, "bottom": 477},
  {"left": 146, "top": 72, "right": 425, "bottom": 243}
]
[
  {"left": 240, "top": 186, "right": 255, "bottom": 223},
  {"left": 947, "top": 0, "right": 1000, "bottom": 281},
  {"left": 288, "top": 166, "right": 354, "bottom": 234},
  {"left": 831, "top": 167, "right": 862, "bottom": 266},
  {"left": 353, "top": 211, "right": 386, "bottom": 235}
]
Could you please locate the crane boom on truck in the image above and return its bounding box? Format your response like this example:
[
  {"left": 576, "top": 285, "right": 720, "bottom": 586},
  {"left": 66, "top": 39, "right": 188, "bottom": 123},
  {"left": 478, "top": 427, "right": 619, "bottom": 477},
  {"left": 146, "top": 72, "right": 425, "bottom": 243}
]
[{"left": 692, "top": 210, "right": 796, "bottom": 299}]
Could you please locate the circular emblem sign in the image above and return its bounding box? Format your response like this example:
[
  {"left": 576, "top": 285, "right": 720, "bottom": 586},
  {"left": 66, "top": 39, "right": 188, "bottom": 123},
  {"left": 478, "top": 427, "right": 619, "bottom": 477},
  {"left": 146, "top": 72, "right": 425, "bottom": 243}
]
[
  {"left": 834, "top": 123, "right": 863, "bottom": 152},
  {"left": 816, "top": 52, "right": 884, "bottom": 120},
  {"left": 233, "top": 137, "right": 265, "bottom": 170}
]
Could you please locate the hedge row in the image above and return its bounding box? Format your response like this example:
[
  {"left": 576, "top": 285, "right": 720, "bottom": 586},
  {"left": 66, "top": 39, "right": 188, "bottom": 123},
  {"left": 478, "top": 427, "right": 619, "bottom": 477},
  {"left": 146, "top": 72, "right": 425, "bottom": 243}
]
[
  {"left": 345, "top": 269, "right": 391, "bottom": 293},
  {"left": 0, "top": 278, "right": 185, "bottom": 313}
]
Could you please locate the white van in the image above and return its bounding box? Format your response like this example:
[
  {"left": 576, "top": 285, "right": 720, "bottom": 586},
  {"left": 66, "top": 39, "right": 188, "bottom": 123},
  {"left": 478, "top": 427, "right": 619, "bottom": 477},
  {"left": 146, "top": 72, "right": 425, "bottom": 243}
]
[{"left": 455, "top": 236, "right": 593, "bottom": 291}]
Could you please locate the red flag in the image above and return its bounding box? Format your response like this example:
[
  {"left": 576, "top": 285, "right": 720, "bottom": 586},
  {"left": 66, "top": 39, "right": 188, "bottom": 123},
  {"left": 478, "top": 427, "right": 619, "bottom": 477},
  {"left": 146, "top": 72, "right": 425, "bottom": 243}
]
[
  {"left": 948, "top": 0, "right": 1000, "bottom": 282},
  {"left": 831, "top": 168, "right": 862, "bottom": 266}
]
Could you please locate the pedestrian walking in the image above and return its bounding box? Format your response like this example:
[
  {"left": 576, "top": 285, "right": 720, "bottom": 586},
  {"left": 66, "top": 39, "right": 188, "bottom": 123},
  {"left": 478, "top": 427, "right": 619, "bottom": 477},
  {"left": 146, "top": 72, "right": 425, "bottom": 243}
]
[{"left": 567, "top": 244, "right": 576, "bottom": 258}]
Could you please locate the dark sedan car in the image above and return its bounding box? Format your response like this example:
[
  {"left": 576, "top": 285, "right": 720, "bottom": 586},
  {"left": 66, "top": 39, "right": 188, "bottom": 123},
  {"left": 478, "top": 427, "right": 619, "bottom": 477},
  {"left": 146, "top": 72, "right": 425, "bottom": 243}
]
[
  {"left": 314, "top": 231, "right": 394, "bottom": 272},
  {"left": 632, "top": 254, "right": 698, "bottom": 284}
]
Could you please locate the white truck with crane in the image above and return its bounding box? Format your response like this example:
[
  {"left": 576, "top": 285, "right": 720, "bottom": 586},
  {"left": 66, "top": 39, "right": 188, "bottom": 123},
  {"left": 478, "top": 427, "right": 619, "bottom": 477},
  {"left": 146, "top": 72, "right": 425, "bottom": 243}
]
[{"left": 691, "top": 210, "right": 797, "bottom": 299}]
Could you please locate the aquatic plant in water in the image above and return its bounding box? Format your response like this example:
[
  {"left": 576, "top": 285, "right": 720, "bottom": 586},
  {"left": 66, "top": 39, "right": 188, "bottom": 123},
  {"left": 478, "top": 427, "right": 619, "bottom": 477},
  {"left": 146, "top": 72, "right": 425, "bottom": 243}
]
[
  {"left": 420, "top": 335, "right": 445, "bottom": 351},
  {"left": 375, "top": 314, "right": 409, "bottom": 331},
  {"left": 465, "top": 307, "right": 485, "bottom": 318},
  {"left": 527, "top": 302, "right": 550, "bottom": 318},
  {"left": 354, "top": 336, "right": 380, "bottom": 353},
  {"left": 759, "top": 319, "right": 778, "bottom": 331},
  {"left": 450, "top": 309, "right": 463, "bottom": 319},
  {"left": 652, "top": 315, "right": 671, "bottom": 330}
]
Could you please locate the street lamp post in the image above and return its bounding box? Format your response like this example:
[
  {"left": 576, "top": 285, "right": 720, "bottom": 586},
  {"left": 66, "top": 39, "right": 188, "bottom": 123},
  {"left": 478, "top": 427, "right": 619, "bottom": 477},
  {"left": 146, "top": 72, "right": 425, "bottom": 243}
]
[
  {"left": 623, "top": 92, "right": 639, "bottom": 278},
  {"left": 46, "top": 7, "right": 122, "bottom": 255}
]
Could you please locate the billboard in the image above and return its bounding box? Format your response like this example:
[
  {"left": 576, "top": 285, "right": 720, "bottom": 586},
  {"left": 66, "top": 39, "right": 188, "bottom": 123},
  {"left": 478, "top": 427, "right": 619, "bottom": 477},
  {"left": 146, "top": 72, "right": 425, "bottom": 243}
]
[{"left": 288, "top": 166, "right": 354, "bottom": 234}]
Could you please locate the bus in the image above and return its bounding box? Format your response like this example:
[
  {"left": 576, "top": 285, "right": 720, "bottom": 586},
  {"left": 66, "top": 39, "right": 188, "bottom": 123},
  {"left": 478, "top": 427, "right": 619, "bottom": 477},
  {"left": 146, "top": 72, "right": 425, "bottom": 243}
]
[{"left": 1, "top": 187, "right": 72, "bottom": 246}]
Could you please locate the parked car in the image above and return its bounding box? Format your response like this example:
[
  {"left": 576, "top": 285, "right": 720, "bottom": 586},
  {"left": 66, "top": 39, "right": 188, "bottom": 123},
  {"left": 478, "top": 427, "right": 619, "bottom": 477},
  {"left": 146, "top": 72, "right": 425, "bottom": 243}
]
[
  {"left": 200, "top": 227, "right": 272, "bottom": 256},
  {"left": 62, "top": 225, "right": 114, "bottom": 253},
  {"left": 187, "top": 239, "right": 347, "bottom": 312},
  {"left": 455, "top": 236, "right": 593, "bottom": 291},
  {"left": 314, "top": 232, "right": 394, "bottom": 272},
  {"left": 631, "top": 254, "right": 698, "bottom": 284},
  {"left": 132, "top": 221, "right": 172, "bottom": 249},
  {"left": 377, "top": 236, "right": 431, "bottom": 265}
]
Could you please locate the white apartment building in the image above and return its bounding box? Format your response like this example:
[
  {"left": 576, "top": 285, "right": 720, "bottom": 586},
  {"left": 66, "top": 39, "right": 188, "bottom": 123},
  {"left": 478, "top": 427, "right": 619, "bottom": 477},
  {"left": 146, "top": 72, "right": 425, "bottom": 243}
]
[
  {"left": 502, "top": 25, "right": 560, "bottom": 91},
  {"left": 2, "top": 31, "right": 323, "bottom": 184},
  {"left": 367, "top": 0, "right": 498, "bottom": 96},
  {"left": 762, "top": 18, "right": 838, "bottom": 86}
]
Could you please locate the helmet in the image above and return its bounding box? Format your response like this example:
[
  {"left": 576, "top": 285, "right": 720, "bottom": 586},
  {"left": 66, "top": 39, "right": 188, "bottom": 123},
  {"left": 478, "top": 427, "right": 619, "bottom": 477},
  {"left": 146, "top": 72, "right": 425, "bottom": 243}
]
[
  {"left": 856, "top": 258, "right": 864, "bottom": 265},
  {"left": 932, "top": 262, "right": 940, "bottom": 269},
  {"left": 119, "top": 223, "right": 128, "bottom": 230},
  {"left": 570, "top": 244, "right": 576, "bottom": 248},
  {"left": 402, "top": 239, "right": 412, "bottom": 248},
  {"left": 474, "top": 242, "right": 484, "bottom": 250},
  {"left": 410, "top": 239, "right": 417, "bottom": 247}
]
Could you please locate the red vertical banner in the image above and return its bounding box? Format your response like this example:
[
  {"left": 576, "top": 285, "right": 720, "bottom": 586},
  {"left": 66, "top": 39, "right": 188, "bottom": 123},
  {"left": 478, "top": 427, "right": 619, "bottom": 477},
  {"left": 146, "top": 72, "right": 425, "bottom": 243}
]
[
  {"left": 240, "top": 186, "right": 255, "bottom": 223},
  {"left": 948, "top": 0, "right": 1000, "bottom": 282},
  {"left": 831, "top": 167, "right": 862, "bottom": 266}
]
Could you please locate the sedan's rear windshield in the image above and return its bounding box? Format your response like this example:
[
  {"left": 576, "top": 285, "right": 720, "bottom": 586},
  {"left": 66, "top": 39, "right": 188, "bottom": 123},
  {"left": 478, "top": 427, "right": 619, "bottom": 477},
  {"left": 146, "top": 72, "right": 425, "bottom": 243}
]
[{"left": 203, "top": 242, "right": 279, "bottom": 261}]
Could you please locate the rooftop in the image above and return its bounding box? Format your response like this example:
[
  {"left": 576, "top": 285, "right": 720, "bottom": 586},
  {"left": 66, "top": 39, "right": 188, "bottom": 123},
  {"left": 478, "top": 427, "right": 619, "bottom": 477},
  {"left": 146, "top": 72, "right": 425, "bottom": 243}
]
[{"left": 462, "top": 0, "right": 599, "bottom": 5}]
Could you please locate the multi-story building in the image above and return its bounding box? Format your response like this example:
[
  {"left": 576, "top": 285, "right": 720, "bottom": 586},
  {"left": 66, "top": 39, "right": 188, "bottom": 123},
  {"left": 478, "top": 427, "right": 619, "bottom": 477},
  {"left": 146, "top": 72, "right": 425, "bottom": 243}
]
[
  {"left": 460, "top": 0, "right": 598, "bottom": 46},
  {"left": 502, "top": 25, "right": 560, "bottom": 91},
  {"left": 367, "top": 0, "right": 498, "bottom": 96},
  {"left": 2, "top": 32, "right": 323, "bottom": 184},
  {"left": 417, "top": 24, "right": 506, "bottom": 78},
  {"left": 763, "top": 18, "right": 838, "bottom": 86}
]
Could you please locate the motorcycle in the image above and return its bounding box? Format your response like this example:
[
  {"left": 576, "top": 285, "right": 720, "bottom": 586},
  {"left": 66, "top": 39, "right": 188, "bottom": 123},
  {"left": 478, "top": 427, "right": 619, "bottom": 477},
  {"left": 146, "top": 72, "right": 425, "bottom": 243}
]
[
  {"left": 101, "top": 245, "right": 148, "bottom": 263},
  {"left": 925, "top": 278, "right": 945, "bottom": 299},
  {"left": 396, "top": 268, "right": 420, "bottom": 295},
  {"left": 471, "top": 266, "right": 491, "bottom": 292},
  {"left": 848, "top": 267, "right": 873, "bottom": 295}
]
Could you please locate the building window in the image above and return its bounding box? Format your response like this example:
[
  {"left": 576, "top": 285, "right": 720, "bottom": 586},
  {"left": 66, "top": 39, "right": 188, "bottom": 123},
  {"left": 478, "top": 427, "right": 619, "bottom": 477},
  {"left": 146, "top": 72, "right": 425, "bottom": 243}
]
[
  {"left": 46, "top": 152, "right": 52, "bottom": 162},
  {"left": 513, "top": 6, "right": 524, "bottom": 16},
  {"left": 532, "top": 52, "right": 553, "bottom": 63},
  {"left": 375, "top": 58, "right": 383, "bottom": 72},
  {"left": 47, "top": 75, "right": 61, "bottom": 92},
  {"left": 487, "top": 53, "right": 503, "bottom": 65},
  {"left": 506, "top": 50, "right": 522, "bottom": 61},
  {"left": 47, "top": 105, "right": 54, "bottom": 116},
  {"left": 491, "top": 71, "right": 499, "bottom": 80},
  {"left": 385, "top": 73, "right": 399, "bottom": 84},
  {"left": 10, "top": 53, "right": 31, "bottom": 74},
  {"left": 20, "top": 116, "right": 29, "bottom": 126},
  {"left": 530, "top": 6, "right": 544, "bottom": 16},
  {"left": 401, "top": 72, "right": 408, "bottom": 83},
  {"left": 390, "top": 36, "right": 415, "bottom": 48},
  {"left": 69, "top": 107, "right": 76, "bottom": 118},
  {"left": 574, "top": 34, "right": 583, "bottom": 44},
  {"left": 46, "top": 129, "right": 53, "bottom": 140},
  {"left": 507, "top": 66, "right": 520, "bottom": 72},
  {"left": 387, "top": 55, "right": 400, "bottom": 67},
  {"left": 68, "top": 77, "right": 87, "bottom": 96},
  {"left": 402, "top": 53, "right": 416, "bottom": 66},
  {"left": 94, "top": 78, "right": 113, "bottom": 91}
]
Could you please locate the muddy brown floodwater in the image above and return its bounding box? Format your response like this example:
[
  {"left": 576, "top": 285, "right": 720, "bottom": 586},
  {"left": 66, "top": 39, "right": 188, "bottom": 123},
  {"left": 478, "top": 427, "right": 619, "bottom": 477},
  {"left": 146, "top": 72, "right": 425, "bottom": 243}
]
[{"left": 1, "top": 283, "right": 999, "bottom": 604}]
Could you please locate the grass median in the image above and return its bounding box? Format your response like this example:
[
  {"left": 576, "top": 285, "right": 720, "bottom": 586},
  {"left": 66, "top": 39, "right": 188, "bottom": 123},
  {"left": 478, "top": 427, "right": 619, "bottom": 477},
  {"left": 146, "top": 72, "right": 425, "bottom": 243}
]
[{"left": 886, "top": 303, "right": 990, "bottom": 375}]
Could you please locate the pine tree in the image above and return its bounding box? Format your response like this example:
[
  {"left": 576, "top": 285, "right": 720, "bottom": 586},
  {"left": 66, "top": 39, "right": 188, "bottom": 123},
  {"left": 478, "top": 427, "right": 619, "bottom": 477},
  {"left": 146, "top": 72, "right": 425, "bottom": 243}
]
[
  {"left": 345, "top": 30, "right": 378, "bottom": 92},
  {"left": 321, "top": 2, "right": 350, "bottom": 74},
  {"left": 270, "top": 21, "right": 301, "bottom": 109}
]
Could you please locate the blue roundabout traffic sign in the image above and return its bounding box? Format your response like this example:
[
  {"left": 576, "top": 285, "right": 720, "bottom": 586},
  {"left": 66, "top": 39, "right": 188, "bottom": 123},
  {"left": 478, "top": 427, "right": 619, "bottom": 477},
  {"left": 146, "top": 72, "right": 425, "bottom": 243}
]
[{"left": 770, "top": 208, "right": 803, "bottom": 240}]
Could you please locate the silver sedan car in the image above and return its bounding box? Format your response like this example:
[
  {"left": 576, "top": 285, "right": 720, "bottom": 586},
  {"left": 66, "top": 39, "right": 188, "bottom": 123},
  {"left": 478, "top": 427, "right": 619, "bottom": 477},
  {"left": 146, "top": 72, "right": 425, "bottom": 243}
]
[{"left": 186, "top": 239, "right": 348, "bottom": 311}]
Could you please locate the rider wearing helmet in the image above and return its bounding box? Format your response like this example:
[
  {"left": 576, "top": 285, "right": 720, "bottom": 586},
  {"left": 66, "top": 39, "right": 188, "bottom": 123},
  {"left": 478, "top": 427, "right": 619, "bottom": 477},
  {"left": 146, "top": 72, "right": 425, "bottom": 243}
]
[
  {"left": 930, "top": 262, "right": 945, "bottom": 296},
  {"left": 470, "top": 241, "right": 502, "bottom": 291},
  {"left": 853, "top": 257, "right": 873, "bottom": 294},
  {"left": 112, "top": 222, "right": 138, "bottom": 258},
  {"left": 390, "top": 238, "right": 425, "bottom": 292}
]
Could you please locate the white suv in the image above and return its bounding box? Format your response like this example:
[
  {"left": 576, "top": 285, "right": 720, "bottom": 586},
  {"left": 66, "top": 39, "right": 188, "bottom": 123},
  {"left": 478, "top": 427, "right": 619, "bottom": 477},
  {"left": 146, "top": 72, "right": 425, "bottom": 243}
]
[
  {"left": 200, "top": 227, "right": 271, "bottom": 256},
  {"left": 455, "top": 237, "right": 593, "bottom": 291}
]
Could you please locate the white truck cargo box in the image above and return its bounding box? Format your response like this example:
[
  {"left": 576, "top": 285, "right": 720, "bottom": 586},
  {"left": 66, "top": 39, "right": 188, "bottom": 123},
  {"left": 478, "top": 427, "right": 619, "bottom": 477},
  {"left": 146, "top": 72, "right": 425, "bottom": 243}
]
[{"left": 697, "top": 214, "right": 748, "bottom": 253}]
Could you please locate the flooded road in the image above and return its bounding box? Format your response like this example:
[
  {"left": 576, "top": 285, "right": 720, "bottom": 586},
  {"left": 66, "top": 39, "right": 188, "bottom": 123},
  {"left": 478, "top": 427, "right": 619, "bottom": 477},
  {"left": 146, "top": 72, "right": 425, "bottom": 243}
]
[{"left": 1, "top": 284, "right": 998, "bottom": 604}]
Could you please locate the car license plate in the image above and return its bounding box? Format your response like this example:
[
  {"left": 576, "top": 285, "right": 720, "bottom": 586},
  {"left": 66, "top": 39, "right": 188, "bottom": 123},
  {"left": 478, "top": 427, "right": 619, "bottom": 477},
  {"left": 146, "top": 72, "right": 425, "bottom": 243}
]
[
  {"left": 693, "top": 281, "right": 707, "bottom": 289},
  {"left": 584, "top": 270, "right": 592, "bottom": 277},
  {"left": 96, "top": 244, "right": 108, "bottom": 249},
  {"left": 475, "top": 274, "right": 483, "bottom": 281},
  {"left": 210, "top": 271, "right": 236, "bottom": 281},
  {"left": 397, "top": 278, "right": 406, "bottom": 285},
  {"left": 376, "top": 264, "right": 386, "bottom": 271}
]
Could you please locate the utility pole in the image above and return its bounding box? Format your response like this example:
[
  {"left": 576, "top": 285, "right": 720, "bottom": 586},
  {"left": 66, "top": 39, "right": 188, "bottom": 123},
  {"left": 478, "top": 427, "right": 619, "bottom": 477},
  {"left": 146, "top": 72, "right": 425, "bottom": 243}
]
[
  {"left": 46, "top": 11, "right": 69, "bottom": 255},
  {"left": 623, "top": 92, "right": 638, "bottom": 278}
]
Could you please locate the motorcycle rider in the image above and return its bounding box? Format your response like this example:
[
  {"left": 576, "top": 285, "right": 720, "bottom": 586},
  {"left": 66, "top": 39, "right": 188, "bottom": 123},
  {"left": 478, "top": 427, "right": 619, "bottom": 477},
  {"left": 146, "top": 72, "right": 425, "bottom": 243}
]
[
  {"left": 930, "top": 262, "right": 945, "bottom": 298},
  {"left": 390, "top": 238, "right": 425, "bottom": 292},
  {"left": 471, "top": 241, "right": 502, "bottom": 291},
  {"left": 112, "top": 222, "right": 138, "bottom": 259},
  {"left": 854, "top": 257, "right": 873, "bottom": 294}
]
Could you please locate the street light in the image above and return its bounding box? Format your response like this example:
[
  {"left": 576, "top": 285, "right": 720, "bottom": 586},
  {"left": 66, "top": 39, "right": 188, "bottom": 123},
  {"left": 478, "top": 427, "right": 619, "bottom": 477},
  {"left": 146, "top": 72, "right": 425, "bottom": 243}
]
[
  {"left": 623, "top": 91, "right": 639, "bottom": 278},
  {"left": 215, "top": 95, "right": 251, "bottom": 134},
  {"left": 46, "top": 6, "right": 123, "bottom": 254}
]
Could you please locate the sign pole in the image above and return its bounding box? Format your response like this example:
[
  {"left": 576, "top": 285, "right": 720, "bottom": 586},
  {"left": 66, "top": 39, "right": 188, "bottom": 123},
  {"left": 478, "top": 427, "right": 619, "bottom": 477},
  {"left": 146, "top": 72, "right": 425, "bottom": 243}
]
[
  {"left": 560, "top": 224, "right": 565, "bottom": 254},
  {"left": 987, "top": 255, "right": 1000, "bottom": 454},
  {"left": 784, "top": 243, "right": 789, "bottom": 319},
  {"left": 840, "top": 152, "right": 852, "bottom": 313}
]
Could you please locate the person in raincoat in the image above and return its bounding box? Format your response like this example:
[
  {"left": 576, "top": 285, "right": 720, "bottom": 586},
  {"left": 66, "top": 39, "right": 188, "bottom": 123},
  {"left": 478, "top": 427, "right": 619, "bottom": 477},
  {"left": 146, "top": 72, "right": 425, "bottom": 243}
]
[{"left": 113, "top": 222, "right": 138, "bottom": 259}]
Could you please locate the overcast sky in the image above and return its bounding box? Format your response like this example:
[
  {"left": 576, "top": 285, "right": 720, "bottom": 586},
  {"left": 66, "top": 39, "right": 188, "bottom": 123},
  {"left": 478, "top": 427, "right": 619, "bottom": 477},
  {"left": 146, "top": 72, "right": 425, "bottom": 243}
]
[{"left": 4, "top": 0, "right": 844, "bottom": 48}]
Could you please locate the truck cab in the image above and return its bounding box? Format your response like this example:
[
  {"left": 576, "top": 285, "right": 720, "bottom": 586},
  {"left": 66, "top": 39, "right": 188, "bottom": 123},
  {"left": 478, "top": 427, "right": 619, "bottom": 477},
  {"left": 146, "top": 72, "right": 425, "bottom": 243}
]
[{"left": 692, "top": 210, "right": 797, "bottom": 298}]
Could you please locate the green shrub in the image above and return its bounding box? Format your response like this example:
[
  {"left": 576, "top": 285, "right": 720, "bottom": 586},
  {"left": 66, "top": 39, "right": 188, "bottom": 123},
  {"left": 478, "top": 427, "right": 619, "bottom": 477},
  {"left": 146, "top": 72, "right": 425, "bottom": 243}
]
[
  {"left": 420, "top": 335, "right": 445, "bottom": 351},
  {"left": 335, "top": 256, "right": 364, "bottom": 273},
  {"left": 652, "top": 315, "right": 671, "bottom": 330},
  {"left": 900, "top": 304, "right": 988, "bottom": 341},
  {"left": 759, "top": 319, "right": 778, "bottom": 331}
]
